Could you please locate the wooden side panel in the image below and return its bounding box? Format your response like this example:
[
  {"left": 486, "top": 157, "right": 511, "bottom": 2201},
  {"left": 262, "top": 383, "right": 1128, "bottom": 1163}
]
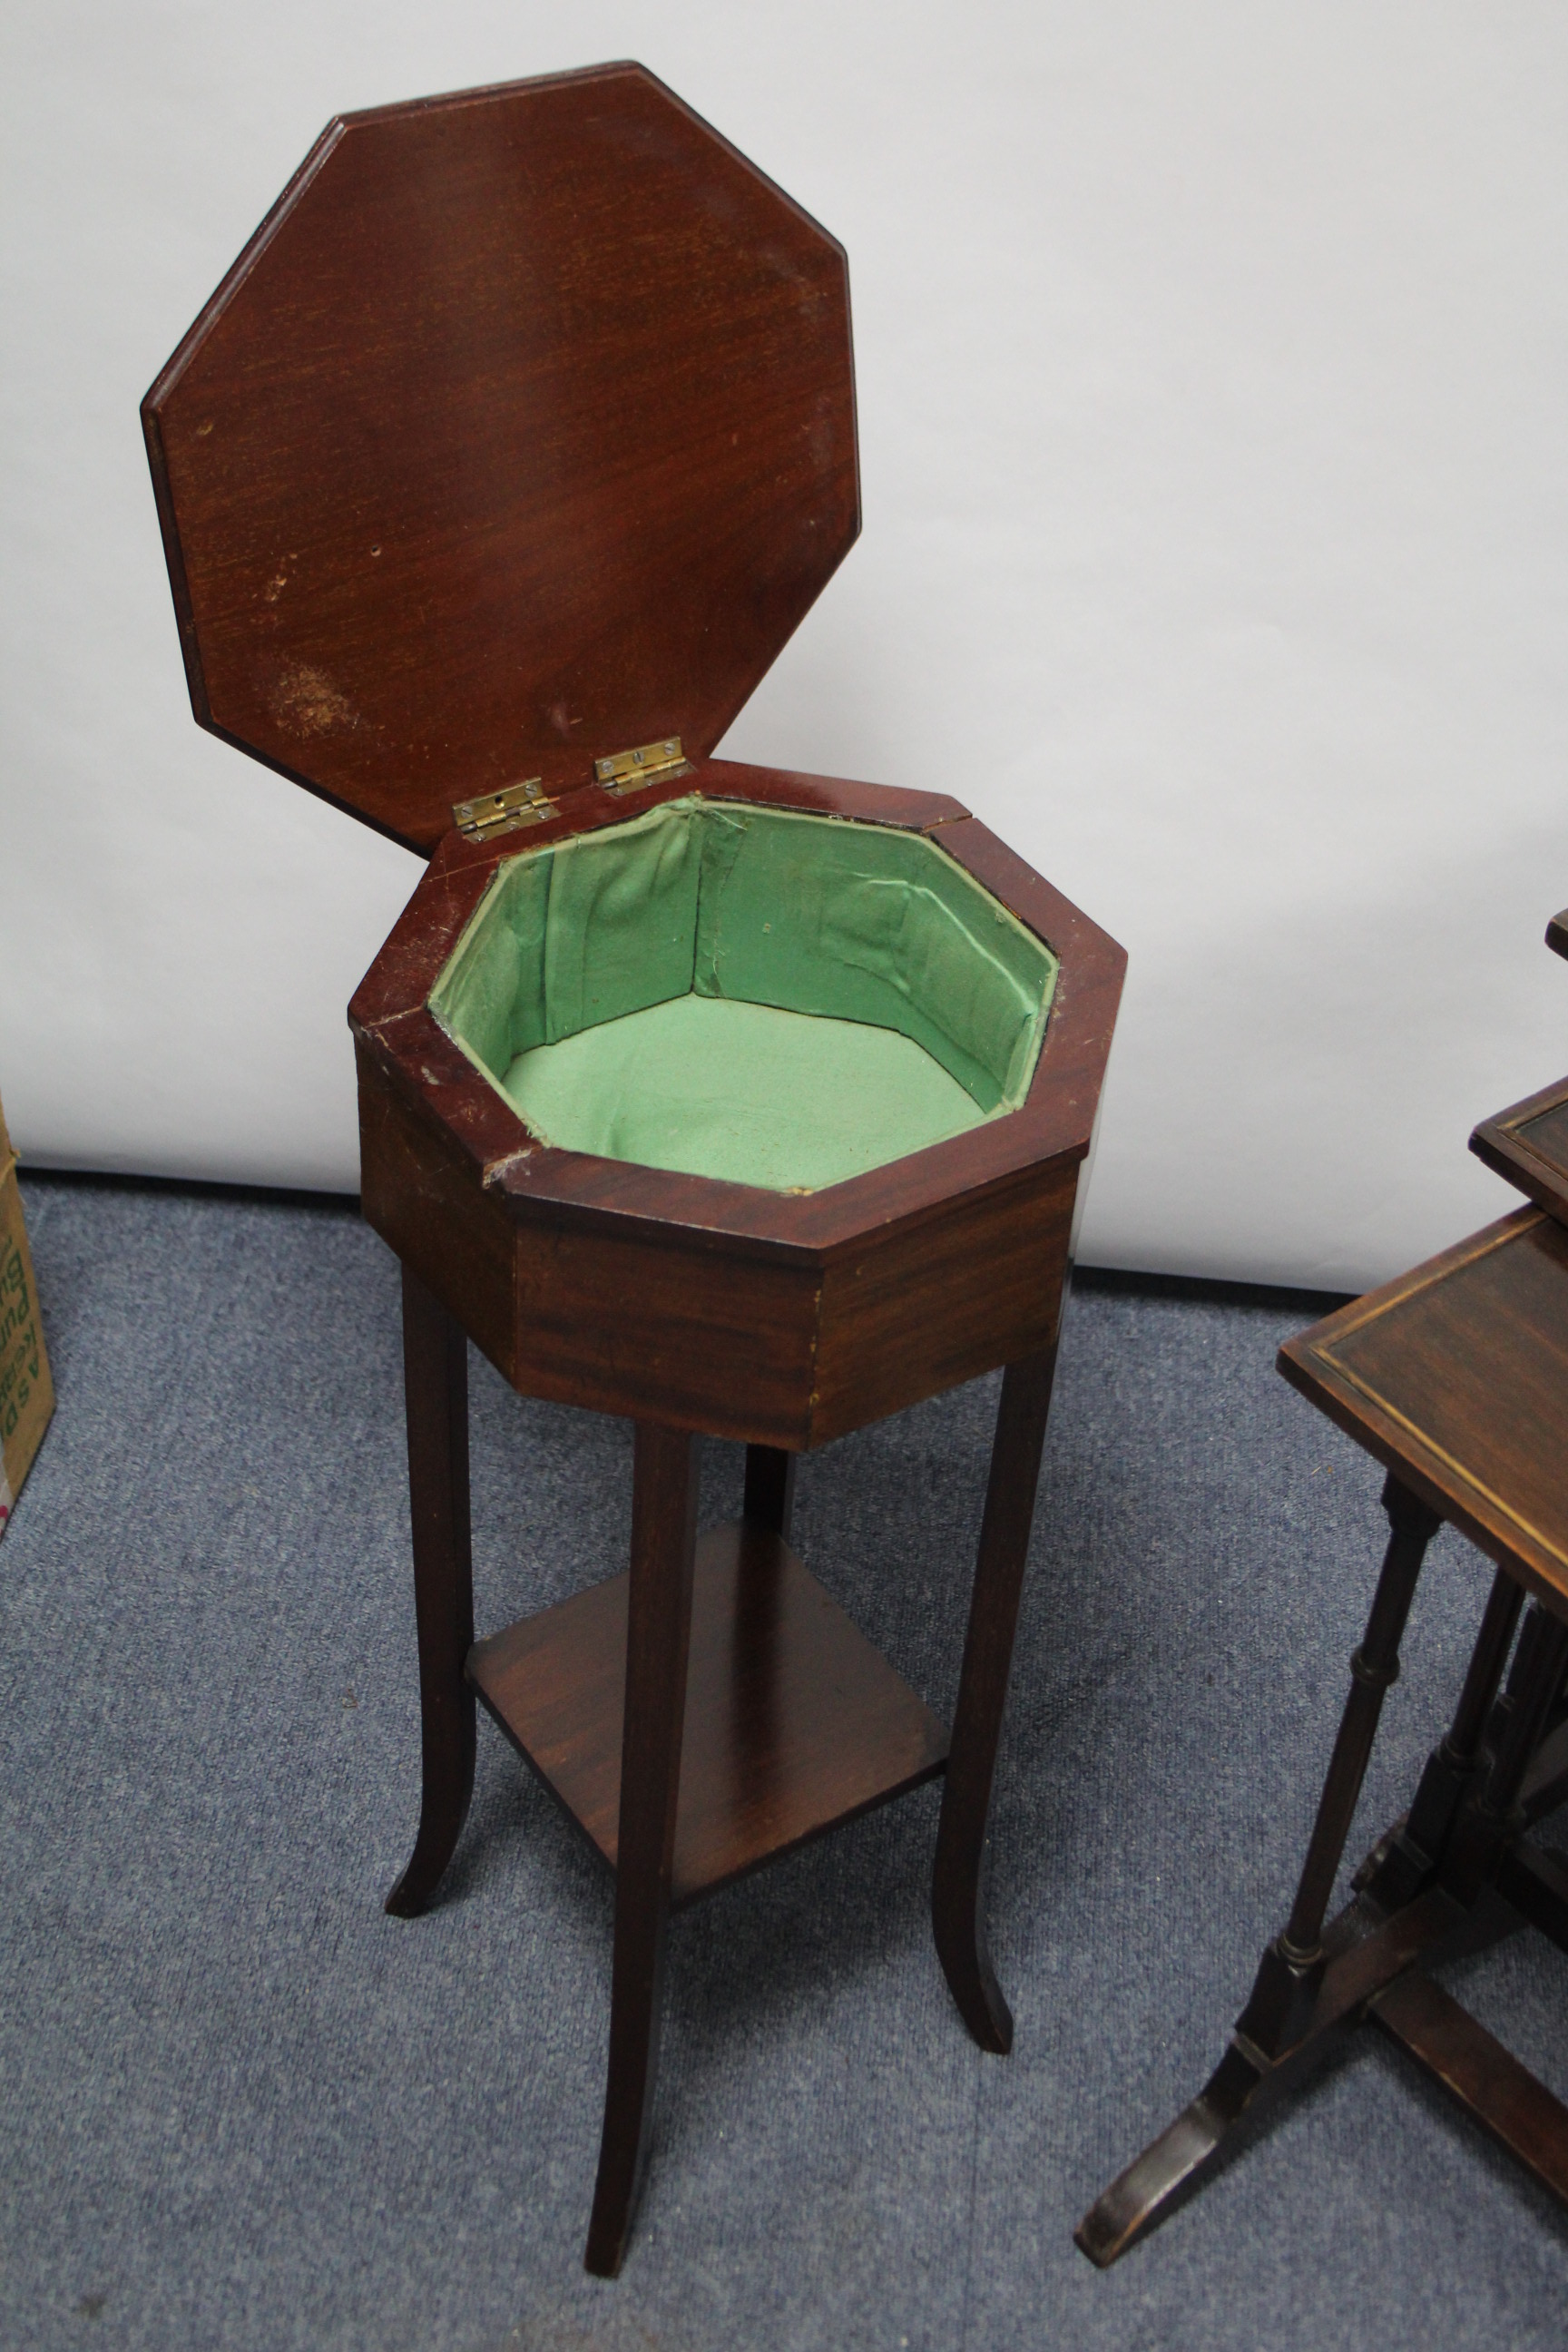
[
  {"left": 359, "top": 1029, "right": 822, "bottom": 1438},
  {"left": 510, "top": 1217, "right": 820, "bottom": 1446},
  {"left": 808, "top": 1162, "right": 1077, "bottom": 1443},
  {"left": 356, "top": 1043, "right": 518, "bottom": 1382}
]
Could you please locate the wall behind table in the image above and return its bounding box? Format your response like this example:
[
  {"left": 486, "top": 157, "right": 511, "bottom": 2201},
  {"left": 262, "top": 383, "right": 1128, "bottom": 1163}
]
[{"left": 3, "top": 1, "right": 1563, "bottom": 1287}]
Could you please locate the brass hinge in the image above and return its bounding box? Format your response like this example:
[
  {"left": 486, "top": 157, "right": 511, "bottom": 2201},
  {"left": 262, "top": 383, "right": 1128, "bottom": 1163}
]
[
  {"left": 451, "top": 778, "right": 555, "bottom": 842},
  {"left": 594, "top": 736, "right": 691, "bottom": 796}
]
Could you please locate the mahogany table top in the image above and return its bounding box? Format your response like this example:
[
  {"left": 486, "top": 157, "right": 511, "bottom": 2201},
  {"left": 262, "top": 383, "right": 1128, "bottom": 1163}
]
[
  {"left": 1471, "top": 1078, "right": 1568, "bottom": 1228},
  {"left": 1279, "top": 1208, "right": 1568, "bottom": 1620}
]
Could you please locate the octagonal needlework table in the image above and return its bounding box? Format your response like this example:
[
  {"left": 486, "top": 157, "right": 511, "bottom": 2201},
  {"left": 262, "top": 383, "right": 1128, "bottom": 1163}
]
[{"left": 142, "top": 64, "right": 1125, "bottom": 2275}]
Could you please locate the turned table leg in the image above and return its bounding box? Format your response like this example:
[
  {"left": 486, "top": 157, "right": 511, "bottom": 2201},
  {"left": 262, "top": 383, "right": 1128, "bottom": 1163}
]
[
  {"left": 1440, "top": 1601, "right": 1568, "bottom": 1902},
  {"left": 1076, "top": 1471, "right": 1442, "bottom": 2265},
  {"left": 1261, "top": 1476, "right": 1442, "bottom": 1984},
  {"left": 584, "top": 1422, "right": 701, "bottom": 2278},
  {"left": 386, "top": 1262, "right": 476, "bottom": 1919},
  {"left": 1361, "top": 1564, "right": 1524, "bottom": 1910},
  {"left": 933, "top": 1341, "right": 1061, "bottom": 2054},
  {"left": 1361, "top": 1601, "right": 1568, "bottom": 2205}
]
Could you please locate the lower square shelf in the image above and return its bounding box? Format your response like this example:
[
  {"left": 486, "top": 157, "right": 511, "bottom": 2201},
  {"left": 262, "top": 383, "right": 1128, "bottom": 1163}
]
[{"left": 467, "top": 1517, "right": 950, "bottom": 1907}]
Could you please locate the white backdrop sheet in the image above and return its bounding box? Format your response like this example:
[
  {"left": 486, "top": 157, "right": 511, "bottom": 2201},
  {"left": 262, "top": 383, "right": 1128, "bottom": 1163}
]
[{"left": 2, "top": 1, "right": 1564, "bottom": 1289}]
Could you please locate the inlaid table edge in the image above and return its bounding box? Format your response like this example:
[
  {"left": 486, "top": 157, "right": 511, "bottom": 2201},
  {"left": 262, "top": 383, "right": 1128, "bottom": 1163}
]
[
  {"left": 1278, "top": 1208, "right": 1568, "bottom": 1618},
  {"left": 1469, "top": 1073, "right": 1568, "bottom": 1230}
]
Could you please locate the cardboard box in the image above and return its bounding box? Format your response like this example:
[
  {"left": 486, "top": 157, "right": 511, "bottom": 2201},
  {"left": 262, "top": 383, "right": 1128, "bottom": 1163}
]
[{"left": 0, "top": 1093, "right": 54, "bottom": 1534}]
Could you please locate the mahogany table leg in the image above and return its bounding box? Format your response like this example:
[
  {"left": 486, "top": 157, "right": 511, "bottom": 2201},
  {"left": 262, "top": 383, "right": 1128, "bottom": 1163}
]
[
  {"left": 1522, "top": 1716, "right": 1568, "bottom": 1826},
  {"left": 1441, "top": 1602, "right": 1568, "bottom": 1905},
  {"left": 584, "top": 1422, "right": 701, "bottom": 2278},
  {"left": 742, "top": 1443, "right": 797, "bottom": 1541},
  {"left": 1474, "top": 1595, "right": 1558, "bottom": 1821},
  {"left": 385, "top": 1261, "right": 476, "bottom": 1919},
  {"left": 1361, "top": 1565, "right": 1524, "bottom": 1910},
  {"left": 1075, "top": 1472, "right": 1441, "bottom": 2265},
  {"left": 1267, "top": 1477, "right": 1443, "bottom": 1975},
  {"left": 1364, "top": 1605, "right": 1568, "bottom": 2196},
  {"left": 933, "top": 1341, "right": 1060, "bottom": 2055},
  {"left": 738, "top": 1446, "right": 791, "bottom": 1765},
  {"left": 1485, "top": 1608, "right": 1568, "bottom": 1818}
]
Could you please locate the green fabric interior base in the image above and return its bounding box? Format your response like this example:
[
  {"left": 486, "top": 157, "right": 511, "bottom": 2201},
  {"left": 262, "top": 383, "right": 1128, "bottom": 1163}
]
[
  {"left": 504, "top": 993, "right": 991, "bottom": 1191},
  {"left": 429, "top": 796, "right": 1058, "bottom": 1194}
]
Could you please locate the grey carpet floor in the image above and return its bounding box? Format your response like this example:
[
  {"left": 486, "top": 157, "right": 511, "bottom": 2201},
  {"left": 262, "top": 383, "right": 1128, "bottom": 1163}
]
[{"left": 3, "top": 1174, "right": 1565, "bottom": 2352}]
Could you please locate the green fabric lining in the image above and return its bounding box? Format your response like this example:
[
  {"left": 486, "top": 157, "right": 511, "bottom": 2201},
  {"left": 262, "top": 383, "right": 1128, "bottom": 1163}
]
[
  {"left": 692, "top": 806, "right": 1045, "bottom": 1112},
  {"left": 504, "top": 994, "right": 989, "bottom": 1191},
  {"left": 544, "top": 805, "right": 701, "bottom": 1043},
  {"left": 428, "top": 797, "right": 1057, "bottom": 1192}
]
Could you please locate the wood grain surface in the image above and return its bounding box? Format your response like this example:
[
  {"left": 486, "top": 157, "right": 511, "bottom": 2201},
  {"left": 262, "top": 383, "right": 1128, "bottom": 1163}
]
[
  {"left": 1470, "top": 1075, "right": 1568, "bottom": 1229},
  {"left": 584, "top": 1420, "right": 701, "bottom": 2275},
  {"left": 143, "top": 65, "right": 858, "bottom": 853},
  {"left": 1279, "top": 1210, "right": 1568, "bottom": 1616},
  {"left": 383, "top": 1264, "right": 476, "bottom": 1917},
  {"left": 468, "top": 1518, "right": 950, "bottom": 1906},
  {"left": 1372, "top": 1969, "right": 1568, "bottom": 2202}
]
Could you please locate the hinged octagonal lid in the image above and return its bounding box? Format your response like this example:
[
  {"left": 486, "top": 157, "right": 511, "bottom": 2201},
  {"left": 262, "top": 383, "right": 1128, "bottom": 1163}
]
[{"left": 143, "top": 64, "right": 858, "bottom": 854}]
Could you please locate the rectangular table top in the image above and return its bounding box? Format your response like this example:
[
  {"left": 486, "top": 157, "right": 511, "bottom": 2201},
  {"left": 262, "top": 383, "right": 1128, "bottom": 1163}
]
[
  {"left": 1279, "top": 1209, "right": 1568, "bottom": 1619},
  {"left": 1471, "top": 1073, "right": 1568, "bottom": 1230}
]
